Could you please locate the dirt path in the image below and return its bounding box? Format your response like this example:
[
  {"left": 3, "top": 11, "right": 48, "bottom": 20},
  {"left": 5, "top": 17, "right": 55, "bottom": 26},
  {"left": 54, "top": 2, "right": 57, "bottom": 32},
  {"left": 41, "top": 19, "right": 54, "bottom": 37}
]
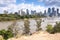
[{"left": 8, "top": 31, "right": 60, "bottom": 40}]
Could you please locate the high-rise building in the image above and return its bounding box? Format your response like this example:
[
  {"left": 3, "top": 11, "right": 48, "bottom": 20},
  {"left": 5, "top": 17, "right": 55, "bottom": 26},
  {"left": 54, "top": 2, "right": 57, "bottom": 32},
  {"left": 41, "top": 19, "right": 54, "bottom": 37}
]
[
  {"left": 48, "top": 8, "right": 51, "bottom": 16},
  {"left": 31, "top": 10, "right": 36, "bottom": 15},
  {"left": 18, "top": 10, "right": 21, "bottom": 15},
  {"left": 52, "top": 7, "right": 55, "bottom": 12},
  {"left": 57, "top": 8, "right": 59, "bottom": 16},
  {"left": 44, "top": 10, "right": 47, "bottom": 16},
  {"left": 26, "top": 9, "right": 29, "bottom": 15},
  {"left": 52, "top": 7, "right": 56, "bottom": 16},
  {"left": 4, "top": 10, "right": 8, "bottom": 14},
  {"left": 38, "top": 12, "right": 42, "bottom": 16},
  {"left": 57, "top": 8, "right": 59, "bottom": 14},
  {"left": 19, "top": 9, "right": 25, "bottom": 16},
  {"left": 14, "top": 12, "right": 18, "bottom": 15}
]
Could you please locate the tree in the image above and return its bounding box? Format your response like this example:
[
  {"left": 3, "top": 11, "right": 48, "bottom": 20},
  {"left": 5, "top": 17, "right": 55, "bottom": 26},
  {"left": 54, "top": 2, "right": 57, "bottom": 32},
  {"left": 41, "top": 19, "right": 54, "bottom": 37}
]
[
  {"left": 36, "top": 19, "right": 42, "bottom": 31},
  {"left": 23, "top": 19, "right": 30, "bottom": 35}
]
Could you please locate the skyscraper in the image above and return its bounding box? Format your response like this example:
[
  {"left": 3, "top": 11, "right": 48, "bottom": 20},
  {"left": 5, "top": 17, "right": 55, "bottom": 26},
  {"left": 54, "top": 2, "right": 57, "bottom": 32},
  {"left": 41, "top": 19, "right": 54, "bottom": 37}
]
[
  {"left": 52, "top": 7, "right": 56, "bottom": 16},
  {"left": 44, "top": 10, "right": 47, "bottom": 16},
  {"left": 57, "top": 8, "right": 59, "bottom": 16},
  {"left": 4, "top": 10, "right": 8, "bottom": 14},
  {"left": 14, "top": 12, "right": 18, "bottom": 15},
  {"left": 48, "top": 8, "right": 51, "bottom": 16},
  {"left": 52, "top": 7, "right": 55, "bottom": 13},
  {"left": 19, "top": 9, "right": 25, "bottom": 16},
  {"left": 26, "top": 9, "right": 29, "bottom": 15},
  {"left": 31, "top": 10, "right": 36, "bottom": 15},
  {"left": 18, "top": 10, "right": 21, "bottom": 15}
]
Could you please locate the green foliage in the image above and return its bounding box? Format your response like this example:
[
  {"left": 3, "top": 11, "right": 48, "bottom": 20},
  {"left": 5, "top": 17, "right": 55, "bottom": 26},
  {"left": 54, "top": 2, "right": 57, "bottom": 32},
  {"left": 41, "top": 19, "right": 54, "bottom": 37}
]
[
  {"left": 0, "top": 29, "right": 13, "bottom": 40},
  {"left": 0, "top": 14, "right": 45, "bottom": 21},
  {"left": 46, "top": 22, "right": 60, "bottom": 34},
  {"left": 8, "top": 21, "right": 19, "bottom": 37},
  {"left": 0, "top": 14, "right": 20, "bottom": 21},
  {"left": 46, "top": 24, "right": 54, "bottom": 34},
  {"left": 36, "top": 19, "right": 42, "bottom": 31},
  {"left": 53, "top": 22, "right": 60, "bottom": 33},
  {"left": 23, "top": 19, "right": 30, "bottom": 35}
]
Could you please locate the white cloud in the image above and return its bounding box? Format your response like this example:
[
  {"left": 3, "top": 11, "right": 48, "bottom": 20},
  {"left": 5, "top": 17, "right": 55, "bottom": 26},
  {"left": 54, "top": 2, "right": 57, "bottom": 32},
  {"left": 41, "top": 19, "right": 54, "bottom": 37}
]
[
  {"left": 0, "top": 3, "right": 46, "bottom": 13},
  {"left": 0, "top": 0, "right": 60, "bottom": 14},
  {"left": 17, "top": 3, "right": 47, "bottom": 13},
  {"left": 0, "top": 0, "right": 16, "bottom": 4},
  {"left": 0, "top": 0, "right": 16, "bottom": 7},
  {"left": 38, "top": 0, "right": 60, "bottom": 6},
  {"left": 17, "top": 3, "right": 46, "bottom": 13}
]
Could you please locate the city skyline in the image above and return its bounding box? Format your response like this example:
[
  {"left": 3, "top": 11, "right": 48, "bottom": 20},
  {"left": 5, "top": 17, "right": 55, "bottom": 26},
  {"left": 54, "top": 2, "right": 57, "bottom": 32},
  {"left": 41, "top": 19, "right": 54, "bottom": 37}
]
[{"left": 0, "top": 0, "right": 60, "bottom": 13}]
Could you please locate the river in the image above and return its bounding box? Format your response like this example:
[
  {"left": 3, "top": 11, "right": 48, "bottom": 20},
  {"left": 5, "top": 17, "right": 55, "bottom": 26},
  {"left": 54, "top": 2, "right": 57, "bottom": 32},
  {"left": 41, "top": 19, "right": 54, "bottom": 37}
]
[{"left": 0, "top": 17, "right": 60, "bottom": 34}]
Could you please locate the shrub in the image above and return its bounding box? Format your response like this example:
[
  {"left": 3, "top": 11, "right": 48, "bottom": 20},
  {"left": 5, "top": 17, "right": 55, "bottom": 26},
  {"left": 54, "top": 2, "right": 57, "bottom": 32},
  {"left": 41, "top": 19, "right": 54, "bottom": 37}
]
[
  {"left": 53, "top": 22, "right": 60, "bottom": 33},
  {"left": 0, "top": 29, "right": 13, "bottom": 40},
  {"left": 23, "top": 19, "right": 30, "bottom": 35},
  {"left": 8, "top": 21, "right": 20, "bottom": 37},
  {"left": 46, "top": 24, "right": 54, "bottom": 34},
  {"left": 36, "top": 19, "right": 42, "bottom": 31}
]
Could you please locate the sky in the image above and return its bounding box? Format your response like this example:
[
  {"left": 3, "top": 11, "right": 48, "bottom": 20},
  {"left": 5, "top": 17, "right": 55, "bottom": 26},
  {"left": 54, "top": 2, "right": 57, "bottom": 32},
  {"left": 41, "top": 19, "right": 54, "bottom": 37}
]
[{"left": 0, "top": 0, "right": 60, "bottom": 13}]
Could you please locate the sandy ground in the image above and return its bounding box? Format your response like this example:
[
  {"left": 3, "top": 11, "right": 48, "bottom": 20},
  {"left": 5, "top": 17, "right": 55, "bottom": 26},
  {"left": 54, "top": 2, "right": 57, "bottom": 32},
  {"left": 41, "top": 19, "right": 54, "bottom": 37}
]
[{"left": 8, "top": 31, "right": 60, "bottom": 40}]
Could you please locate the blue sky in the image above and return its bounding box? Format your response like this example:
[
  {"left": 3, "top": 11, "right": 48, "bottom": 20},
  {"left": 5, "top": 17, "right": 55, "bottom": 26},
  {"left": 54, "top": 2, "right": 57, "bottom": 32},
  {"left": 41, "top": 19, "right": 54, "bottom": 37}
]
[
  {"left": 0, "top": 0, "right": 60, "bottom": 13},
  {"left": 16, "top": 0, "right": 45, "bottom": 6}
]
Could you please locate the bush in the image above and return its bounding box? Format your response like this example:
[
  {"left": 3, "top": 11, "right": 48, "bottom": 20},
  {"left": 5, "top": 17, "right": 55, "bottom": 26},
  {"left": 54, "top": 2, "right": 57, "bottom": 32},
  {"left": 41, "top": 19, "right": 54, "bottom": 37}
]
[
  {"left": 8, "top": 21, "right": 20, "bottom": 37},
  {"left": 0, "top": 29, "right": 13, "bottom": 40},
  {"left": 53, "top": 22, "right": 60, "bottom": 33},
  {"left": 36, "top": 19, "right": 42, "bottom": 31},
  {"left": 23, "top": 19, "right": 30, "bottom": 35},
  {"left": 46, "top": 24, "right": 54, "bottom": 34}
]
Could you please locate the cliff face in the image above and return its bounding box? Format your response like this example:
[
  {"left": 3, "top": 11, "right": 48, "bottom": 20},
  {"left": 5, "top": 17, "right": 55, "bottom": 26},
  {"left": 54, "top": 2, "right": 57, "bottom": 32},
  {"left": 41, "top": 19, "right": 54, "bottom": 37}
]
[{"left": 8, "top": 31, "right": 60, "bottom": 40}]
